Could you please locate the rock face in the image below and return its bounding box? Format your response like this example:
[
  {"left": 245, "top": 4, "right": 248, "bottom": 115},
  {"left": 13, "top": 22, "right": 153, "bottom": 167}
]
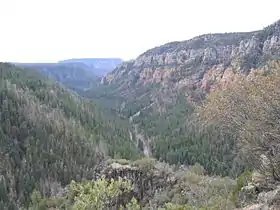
[
  {"left": 99, "top": 19, "right": 280, "bottom": 158},
  {"left": 92, "top": 159, "right": 236, "bottom": 209},
  {"left": 100, "top": 19, "right": 280, "bottom": 158},
  {"left": 102, "top": 20, "right": 280, "bottom": 102},
  {"left": 258, "top": 188, "right": 280, "bottom": 206},
  {"left": 240, "top": 186, "right": 280, "bottom": 210},
  {"left": 239, "top": 170, "right": 280, "bottom": 210},
  {"left": 93, "top": 159, "right": 177, "bottom": 206}
]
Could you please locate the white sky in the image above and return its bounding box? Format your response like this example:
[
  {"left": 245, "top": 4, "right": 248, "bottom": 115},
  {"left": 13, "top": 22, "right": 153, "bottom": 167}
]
[{"left": 1, "top": 0, "right": 280, "bottom": 62}]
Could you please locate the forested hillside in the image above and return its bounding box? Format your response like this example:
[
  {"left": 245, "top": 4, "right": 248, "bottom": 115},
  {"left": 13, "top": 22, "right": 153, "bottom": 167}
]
[
  {"left": 87, "top": 20, "right": 280, "bottom": 177},
  {"left": 64, "top": 60, "right": 280, "bottom": 210},
  {"left": 14, "top": 58, "right": 122, "bottom": 92},
  {"left": 3, "top": 17, "right": 280, "bottom": 210},
  {"left": 0, "top": 63, "right": 140, "bottom": 208},
  {"left": 5, "top": 60, "right": 280, "bottom": 209},
  {"left": 59, "top": 58, "right": 123, "bottom": 77},
  {"left": 14, "top": 63, "right": 99, "bottom": 91}
]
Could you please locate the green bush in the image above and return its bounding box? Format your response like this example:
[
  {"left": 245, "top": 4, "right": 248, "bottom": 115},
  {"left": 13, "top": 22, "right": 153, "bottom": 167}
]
[
  {"left": 27, "top": 190, "right": 69, "bottom": 210},
  {"left": 132, "top": 157, "right": 157, "bottom": 171},
  {"left": 105, "top": 158, "right": 131, "bottom": 166},
  {"left": 68, "top": 176, "right": 133, "bottom": 210},
  {"left": 188, "top": 163, "right": 205, "bottom": 175},
  {"left": 230, "top": 170, "right": 252, "bottom": 207}
]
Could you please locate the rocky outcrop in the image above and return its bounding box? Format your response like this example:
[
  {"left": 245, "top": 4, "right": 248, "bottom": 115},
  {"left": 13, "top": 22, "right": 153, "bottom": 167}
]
[
  {"left": 238, "top": 169, "right": 280, "bottom": 210},
  {"left": 102, "top": 19, "right": 280, "bottom": 102},
  {"left": 101, "top": 19, "right": 280, "bottom": 158},
  {"left": 240, "top": 187, "right": 280, "bottom": 210},
  {"left": 258, "top": 188, "right": 280, "bottom": 206},
  {"left": 93, "top": 159, "right": 177, "bottom": 206}
]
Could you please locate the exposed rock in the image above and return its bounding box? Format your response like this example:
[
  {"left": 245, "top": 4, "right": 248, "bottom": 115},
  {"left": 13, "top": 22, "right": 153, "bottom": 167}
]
[
  {"left": 102, "top": 20, "right": 280, "bottom": 104},
  {"left": 93, "top": 159, "right": 178, "bottom": 206},
  {"left": 239, "top": 203, "right": 269, "bottom": 210},
  {"left": 100, "top": 19, "right": 280, "bottom": 157},
  {"left": 252, "top": 171, "right": 269, "bottom": 190},
  {"left": 239, "top": 183, "right": 258, "bottom": 205},
  {"left": 258, "top": 187, "right": 280, "bottom": 206},
  {"left": 239, "top": 184, "right": 280, "bottom": 210}
]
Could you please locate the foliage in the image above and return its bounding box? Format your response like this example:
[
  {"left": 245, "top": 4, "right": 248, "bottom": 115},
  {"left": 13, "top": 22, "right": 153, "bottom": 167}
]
[
  {"left": 69, "top": 177, "right": 132, "bottom": 210},
  {"left": 105, "top": 158, "right": 131, "bottom": 166},
  {"left": 161, "top": 203, "right": 195, "bottom": 210},
  {"left": 145, "top": 163, "right": 236, "bottom": 209},
  {"left": 85, "top": 80, "right": 242, "bottom": 177},
  {"left": 230, "top": 170, "right": 253, "bottom": 207},
  {"left": 152, "top": 122, "right": 243, "bottom": 177},
  {"left": 0, "top": 63, "right": 141, "bottom": 207},
  {"left": 198, "top": 60, "right": 280, "bottom": 180},
  {"left": 26, "top": 177, "right": 139, "bottom": 210},
  {"left": 25, "top": 163, "right": 237, "bottom": 210},
  {"left": 132, "top": 157, "right": 157, "bottom": 171},
  {"left": 16, "top": 63, "right": 99, "bottom": 91},
  {"left": 120, "top": 197, "right": 141, "bottom": 210},
  {"left": 27, "top": 190, "right": 70, "bottom": 210},
  {"left": 82, "top": 71, "right": 244, "bottom": 177}
]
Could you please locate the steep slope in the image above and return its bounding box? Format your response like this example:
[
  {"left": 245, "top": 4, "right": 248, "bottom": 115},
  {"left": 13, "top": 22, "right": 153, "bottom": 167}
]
[
  {"left": 95, "top": 19, "right": 280, "bottom": 176},
  {"left": 109, "top": 32, "right": 254, "bottom": 91},
  {"left": 0, "top": 63, "right": 140, "bottom": 208},
  {"left": 26, "top": 159, "right": 237, "bottom": 209},
  {"left": 103, "top": 20, "right": 280, "bottom": 100}
]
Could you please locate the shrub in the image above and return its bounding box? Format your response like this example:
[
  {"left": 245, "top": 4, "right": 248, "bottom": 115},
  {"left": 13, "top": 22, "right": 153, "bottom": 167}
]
[
  {"left": 132, "top": 157, "right": 157, "bottom": 171},
  {"left": 105, "top": 158, "right": 131, "bottom": 165},
  {"left": 27, "top": 190, "right": 69, "bottom": 210},
  {"left": 230, "top": 170, "right": 252, "bottom": 207},
  {"left": 68, "top": 176, "right": 132, "bottom": 210},
  {"left": 188, "top": 163, "right": 205, "bottom": 175}
]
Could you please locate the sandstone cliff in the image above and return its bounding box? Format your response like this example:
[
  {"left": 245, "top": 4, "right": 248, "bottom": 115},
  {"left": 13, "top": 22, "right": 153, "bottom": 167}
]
[{"left": 102, "top": 20, "right": 280, "bottom": 102}]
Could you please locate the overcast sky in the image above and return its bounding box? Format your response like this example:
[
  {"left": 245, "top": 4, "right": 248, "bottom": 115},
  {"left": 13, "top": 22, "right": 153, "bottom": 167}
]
[{"left": 1, "top": 0, "right": 280, "bottom": 62}]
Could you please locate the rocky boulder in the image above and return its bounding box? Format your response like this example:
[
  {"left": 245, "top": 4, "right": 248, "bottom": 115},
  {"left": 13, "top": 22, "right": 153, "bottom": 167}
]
[
  {"left": 93, "top": 158, "right": 177, "bottom": 206},
  {"left": 258, "top": 187, "right": 280, "bottom": 206}
]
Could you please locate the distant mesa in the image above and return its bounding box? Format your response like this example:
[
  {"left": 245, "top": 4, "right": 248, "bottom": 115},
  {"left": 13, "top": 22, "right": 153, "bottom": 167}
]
[
  {"left": 14, "top": 58, "right": 123, "bottom": 77},
  {"left": 58, "top": 58, "right": 123, "bottom": 76},
  {"left": 13, "top": 57, "right": 123, "bottom": 90}
]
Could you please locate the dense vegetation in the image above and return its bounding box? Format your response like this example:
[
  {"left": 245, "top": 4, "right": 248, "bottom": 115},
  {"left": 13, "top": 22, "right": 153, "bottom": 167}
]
[
  {"left": 80, "top": 78, "right": 243, "bottom": 177},
  {"left": 59, "top": 58, "right": 123, "bottom": 77},
  {"left": 199, "top": 60, "right": 280, "bottom": 180},
  {"left": 84, "top": 20, "right": 280, "bottom": 182},
  {"left": 26, "top": 160, "right": 237, "bottom": 210},
  {"left": 2, "top": 18, "right": 280, "bottom": 210},
  {"left": 15, "top": 58, "right": 122, "bottom": 91},
  {"left": 0, "top": 62, "right": 243, "bottom": 209},
  {"left": 2, "top": 58, "right": 280, "bottom": 209},
  {"left": 0, "top": 63, "right": 140, "bottom": 208},
  {"left": 79, "top": 61, "right": 280, "bottom": 180}
]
